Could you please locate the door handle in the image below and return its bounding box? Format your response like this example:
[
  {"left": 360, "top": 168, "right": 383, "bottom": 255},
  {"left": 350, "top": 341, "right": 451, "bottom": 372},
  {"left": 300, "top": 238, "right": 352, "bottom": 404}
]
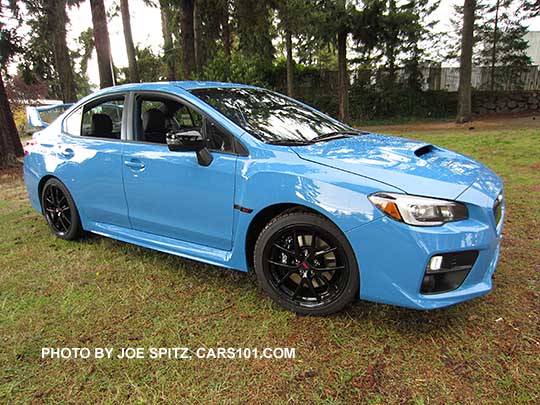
[
  {"left": 124, "top": 159, "right": 145, "bottom": 170},
  {"left": 60, "top": 148, "right": 74, "bottom": 158}
]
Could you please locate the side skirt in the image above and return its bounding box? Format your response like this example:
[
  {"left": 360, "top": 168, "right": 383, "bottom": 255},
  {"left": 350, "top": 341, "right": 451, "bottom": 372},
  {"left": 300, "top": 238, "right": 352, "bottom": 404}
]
[{"left": 87, "top": 221, "right": 244, "bottom": 271}]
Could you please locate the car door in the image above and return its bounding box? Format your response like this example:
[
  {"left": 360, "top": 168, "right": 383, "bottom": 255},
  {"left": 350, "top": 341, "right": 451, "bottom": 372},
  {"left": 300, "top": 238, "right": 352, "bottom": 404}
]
[
  {"left": 121, "top": 92, "right": 238, "bottom": 251},
  {"left": 59, "top": 94, "right": 130, "bottom": 228}
]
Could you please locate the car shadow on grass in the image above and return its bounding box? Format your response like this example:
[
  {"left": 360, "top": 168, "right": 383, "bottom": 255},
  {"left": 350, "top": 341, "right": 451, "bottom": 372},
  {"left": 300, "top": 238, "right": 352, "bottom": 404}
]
[
  {"left": 75, "top": 231, "right": 480, "bottom": 335},
  {"left": 346, "top": 298, "right": 479, "bottom": 335}
]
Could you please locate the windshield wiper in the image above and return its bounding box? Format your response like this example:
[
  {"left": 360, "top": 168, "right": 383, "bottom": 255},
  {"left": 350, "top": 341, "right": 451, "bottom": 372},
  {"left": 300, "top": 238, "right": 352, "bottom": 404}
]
[
  {"left": 266, "top": 130, "right": 367, "bottom": 146},
  {"left": 266, "top": 139, "right": 311, "bottom": 146},
  {"left": 310, "top": 130, "right": 365, "bottom": 143}
]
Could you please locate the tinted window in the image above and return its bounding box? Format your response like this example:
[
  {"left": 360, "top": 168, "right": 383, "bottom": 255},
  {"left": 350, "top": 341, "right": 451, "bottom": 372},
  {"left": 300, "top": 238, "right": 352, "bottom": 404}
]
[
  {"left": 175, "top": 105, "right": 192, "bottom": 127},
  {"left": 41, "top": 105, "right": 72, "bottom": 124},
  {"left": 63, "top": 107, "right": 83, "bottom": 136},
  {"left": 190, "top": 88, "right": 351, "bottom": 143},
  {"left": 136, "top": 95, "right": 233, "bottom": 152},
  {"left": 205, "top": 120, "right": 233, "bottom": 152},
  {"left": 137, "top": 97, "right": 204, "bottom": 144},
  {"left": 81, "top": 98, "right": 124, "bottom": 139}
]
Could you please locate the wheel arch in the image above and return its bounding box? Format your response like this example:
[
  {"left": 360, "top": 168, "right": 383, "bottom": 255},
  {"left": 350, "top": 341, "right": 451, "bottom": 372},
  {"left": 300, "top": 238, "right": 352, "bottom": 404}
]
[
  {"left": 37, "top": 174, "right": 58, "bottom": 206},
  {"left": 244, "top": 202, "right": 343, "bottom": 270},
  {"left": 37, "top": 175, "right": 80, "bottom": 219}
]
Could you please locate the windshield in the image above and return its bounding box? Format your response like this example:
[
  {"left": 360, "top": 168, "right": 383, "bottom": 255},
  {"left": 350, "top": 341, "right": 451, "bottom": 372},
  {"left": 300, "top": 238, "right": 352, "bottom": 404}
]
[{"left": 190, "top": 88, "right": 352, "bottom": 144}]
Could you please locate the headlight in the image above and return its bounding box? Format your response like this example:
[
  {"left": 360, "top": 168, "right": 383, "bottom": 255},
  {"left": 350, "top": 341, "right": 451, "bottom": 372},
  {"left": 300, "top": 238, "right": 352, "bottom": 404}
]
[{"left": 368, "top": 192, "right": 468, "bottom": 226}]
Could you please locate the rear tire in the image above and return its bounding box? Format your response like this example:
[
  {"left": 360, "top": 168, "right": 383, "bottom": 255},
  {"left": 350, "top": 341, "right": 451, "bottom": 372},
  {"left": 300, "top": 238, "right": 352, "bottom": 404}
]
[
  {"left": 254, "top": 211, "right": 359, "bottom": 315},
  {"left": 41, "top": 178, "right": 83, "bottom": 240}
]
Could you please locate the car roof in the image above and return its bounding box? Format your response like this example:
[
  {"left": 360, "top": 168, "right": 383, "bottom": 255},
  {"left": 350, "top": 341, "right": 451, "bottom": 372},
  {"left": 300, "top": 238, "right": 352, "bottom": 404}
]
[
  {"left": 91, "top": 81, "right": 258, "bottom": 98},
  {"left": 173, "top": 81, "right": 257, "bottom": 90}
]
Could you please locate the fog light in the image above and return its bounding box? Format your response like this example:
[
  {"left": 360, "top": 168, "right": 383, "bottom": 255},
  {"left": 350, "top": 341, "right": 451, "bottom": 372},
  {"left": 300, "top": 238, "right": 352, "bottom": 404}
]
[
  {"left": 421, "top": 251, "right": 479, "bottom": 294},
  {"left": 429, "top": 255, "right": 443, "bottom": 271}
]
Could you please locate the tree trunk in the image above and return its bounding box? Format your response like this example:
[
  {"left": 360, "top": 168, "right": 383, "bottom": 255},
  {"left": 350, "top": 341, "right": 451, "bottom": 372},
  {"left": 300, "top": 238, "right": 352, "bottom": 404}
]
[
  {"left": 490, "top": 0, "right": 500, "bottom": 91},
  {"left": 181, "top": 0, "right": 196, "bottom": 79},
  {"left": 286, "top": 30, "right": 294, "bottom": 97},
  {"left": 90, "top": 0, "right": 114, "bottom": 88},
  {"left": 193, "top": 0, "right": 202, "bottom": 76},
  {"left": 221, "top": 0, "right": 231, "bottom": 59},
  {"left": 0, "top": 71, "right": 23, "bottom": 168},
  {"left": 457, "top": 0, "right": 476, "bottom": 123},
  {"left": 337, "top": 29, "right": 349, "bottom": 123},
  {"left": 45, "top": 0, "right": 77, "bottom": 102},
  {"left": 385, "top": 0, "right": 398, "bottom": 87},
  {"left": 120, "top": 0, "right": 139, "bottom": 83},
  {"left": 160, "top": 1, "right": 176, "bottom": 80}
]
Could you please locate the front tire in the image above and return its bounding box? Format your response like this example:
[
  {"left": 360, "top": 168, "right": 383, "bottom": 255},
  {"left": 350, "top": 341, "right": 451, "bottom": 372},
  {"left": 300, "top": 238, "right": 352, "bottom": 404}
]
[
  {"left": 41, "top": 178, "right": 83, "bottom": 240},
  {"left": 254, "top": 211, "right": 359, "bottom": 315}
]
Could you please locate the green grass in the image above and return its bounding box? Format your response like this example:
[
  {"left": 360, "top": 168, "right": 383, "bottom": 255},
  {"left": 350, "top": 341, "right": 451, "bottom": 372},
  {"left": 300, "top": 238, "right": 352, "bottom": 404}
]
[
  {"left": 352, "top": 115, "right": 454, "bottom": 127},
  {"left": 1, "top": 124, "right": 539, "bottom": 403}
]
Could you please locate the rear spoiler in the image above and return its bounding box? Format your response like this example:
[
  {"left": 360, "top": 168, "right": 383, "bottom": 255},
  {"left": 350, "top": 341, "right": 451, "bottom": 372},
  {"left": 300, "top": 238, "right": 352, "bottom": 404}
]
[{"left": 26, "top": 103, "right": 73, "bottom": 129}]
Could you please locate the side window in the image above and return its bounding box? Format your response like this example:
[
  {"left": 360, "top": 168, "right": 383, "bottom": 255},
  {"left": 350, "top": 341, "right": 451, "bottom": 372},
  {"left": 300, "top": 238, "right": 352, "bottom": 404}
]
[
  {"left": 63, "top": 107, "right": 83, "bottom": 136},
  {"left": 134, "top": 94, "right": 235, "bottom": 153},
  {"left": 137, "top": 97, "right": 203, "bottom": 144},
  {"left": 205, "top": 120, "right": 234, "bottom": 153},
  {"left": 174, "top": 105, "right": 203, "bottom": 129},
  {"left": 42, "top": 105, "right": 72, "bottom": 125},
  {"left": 138, "top": 99, "right": 168, "bottom": 144},
  {"left": 141, "top": 100, "right": 164, "bottom": 115},
  {"left": 81, "top": 98, "right": 124, "bottom": 139}
]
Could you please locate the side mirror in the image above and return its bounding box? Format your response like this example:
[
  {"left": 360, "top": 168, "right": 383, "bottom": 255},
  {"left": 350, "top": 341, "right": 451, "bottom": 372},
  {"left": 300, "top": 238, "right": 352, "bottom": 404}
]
[
  {"left": 166, "top": 129, "right": 213, "bottom": 166},
  {"left": 166, "top": 130, "right": 205, "bottom": 152}
]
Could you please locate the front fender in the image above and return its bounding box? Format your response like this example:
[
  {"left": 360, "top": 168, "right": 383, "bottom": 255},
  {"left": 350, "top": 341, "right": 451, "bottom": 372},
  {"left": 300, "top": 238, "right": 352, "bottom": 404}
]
[{"left": 227, "top": 147, "right": 400, "bottom": 271}]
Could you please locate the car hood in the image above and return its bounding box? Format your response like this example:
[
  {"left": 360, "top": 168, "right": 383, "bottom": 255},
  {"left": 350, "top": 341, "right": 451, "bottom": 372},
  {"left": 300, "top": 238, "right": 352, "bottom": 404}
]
[{"left": 291, "top": 133, "right": 485, "bottom": 200}]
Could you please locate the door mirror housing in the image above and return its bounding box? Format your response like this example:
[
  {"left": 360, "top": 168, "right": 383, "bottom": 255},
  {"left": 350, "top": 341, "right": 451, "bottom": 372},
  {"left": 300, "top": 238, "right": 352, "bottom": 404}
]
[{"left": 166, "top": 129, "right": 213, "bottom": 166}]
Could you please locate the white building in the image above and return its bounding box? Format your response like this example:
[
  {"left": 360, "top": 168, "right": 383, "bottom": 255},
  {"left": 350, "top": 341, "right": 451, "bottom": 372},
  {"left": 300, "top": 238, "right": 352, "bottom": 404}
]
[{"left": 525, "top": 31, "right": 540, "bottom": 66}]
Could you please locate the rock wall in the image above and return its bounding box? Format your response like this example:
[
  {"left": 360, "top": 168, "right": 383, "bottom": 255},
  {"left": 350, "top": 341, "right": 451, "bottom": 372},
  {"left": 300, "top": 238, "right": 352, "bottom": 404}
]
[{"left": 473, "top": 91, "right": 540, "bottom": 115}]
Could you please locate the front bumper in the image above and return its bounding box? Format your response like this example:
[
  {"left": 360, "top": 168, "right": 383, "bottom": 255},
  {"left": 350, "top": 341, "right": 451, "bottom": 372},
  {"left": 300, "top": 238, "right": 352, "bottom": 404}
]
[{"left": 348, "top": 182, "right": 504, "bottom": 310}]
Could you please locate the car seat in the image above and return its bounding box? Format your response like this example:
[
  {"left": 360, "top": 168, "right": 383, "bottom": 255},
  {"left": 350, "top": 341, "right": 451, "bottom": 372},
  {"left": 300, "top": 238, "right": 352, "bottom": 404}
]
[{"left": 143, "top": 108, "right": 167, "bottom": 144}]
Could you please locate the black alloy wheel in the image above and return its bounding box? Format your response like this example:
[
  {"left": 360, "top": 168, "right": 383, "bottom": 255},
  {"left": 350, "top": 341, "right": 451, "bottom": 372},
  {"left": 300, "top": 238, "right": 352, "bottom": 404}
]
[
  {"left": 41, "top": 178, "right": 83, "bottom": 240},
  {"left": 254, "top": 211, "right": 359, "bottom": 315}
]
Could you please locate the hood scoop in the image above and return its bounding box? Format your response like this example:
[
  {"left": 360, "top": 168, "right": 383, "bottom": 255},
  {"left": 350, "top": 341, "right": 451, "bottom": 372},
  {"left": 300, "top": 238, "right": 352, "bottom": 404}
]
[{"left": 414, "top": 144, "right": 434, "bottom": 157}]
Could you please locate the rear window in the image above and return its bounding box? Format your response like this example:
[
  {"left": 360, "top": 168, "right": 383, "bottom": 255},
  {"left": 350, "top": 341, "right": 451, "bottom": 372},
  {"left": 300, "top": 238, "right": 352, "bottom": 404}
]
[{"left": 40, "top": 105, "right": 72, "bottom": 124}]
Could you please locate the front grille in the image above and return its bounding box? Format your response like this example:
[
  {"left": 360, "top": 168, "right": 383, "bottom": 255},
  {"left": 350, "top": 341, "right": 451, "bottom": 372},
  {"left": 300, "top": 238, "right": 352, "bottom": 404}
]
[{"left": 493, "top": 193, "right": 503, "bottom": 226}]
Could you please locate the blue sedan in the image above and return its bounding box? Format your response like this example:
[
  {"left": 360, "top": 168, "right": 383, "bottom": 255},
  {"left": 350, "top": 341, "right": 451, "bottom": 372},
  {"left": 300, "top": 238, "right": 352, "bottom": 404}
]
[{"left": 23, "top": 81, "right": 504, "bottom": 315}]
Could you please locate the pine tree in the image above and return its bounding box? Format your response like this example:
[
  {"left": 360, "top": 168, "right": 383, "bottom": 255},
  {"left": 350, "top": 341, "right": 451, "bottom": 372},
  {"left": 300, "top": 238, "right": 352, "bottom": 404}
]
[
  {"left": 120, "top": 0, "right": 139, "bottom": 83},
  {"left": 450, "top": 0, "right": 531, "bottom": 90},
  {"left": 350, "top": 0, "right": 439, "bottom": 91},
  {"left": 159, "top": 0, "right": 178, "bottom": 80},
  {"left": 90, "top": 0, "right": 115, "bottom": 88},
  {"left": 475, "top": 0, "right": 531, "bottom": 89},
  {"left": 523, "top": 0, "right": 540, "bottom": 16},
  {"left": 181, "top": 0, "right": 196, "bottom": 79},
  {"left": 457, "top": 0, "right": 476, "bottom": 123},
  {"left": 400, "top": 0, "right": 440, "bottom": 91},
  {"left": 275, "top": 0, "right": 313, "bottom": 96},
  {"left": 0, "top": 2, "right": 24, "bottom": 168},
  {"left": 19, "top": 0, "right": 78, "bottom": 101},
  {"left": 317, "top": 0, "right": 359, "bottom": 122},
  {"left": 234, "top": 0, "right": 275, "bottom": 69}
]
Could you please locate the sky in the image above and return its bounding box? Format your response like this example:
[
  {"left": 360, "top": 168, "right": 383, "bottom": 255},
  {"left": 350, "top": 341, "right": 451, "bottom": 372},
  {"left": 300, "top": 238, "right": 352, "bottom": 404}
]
[{"left": 14, "top": 0, "right": 540, "bottom": 89}]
